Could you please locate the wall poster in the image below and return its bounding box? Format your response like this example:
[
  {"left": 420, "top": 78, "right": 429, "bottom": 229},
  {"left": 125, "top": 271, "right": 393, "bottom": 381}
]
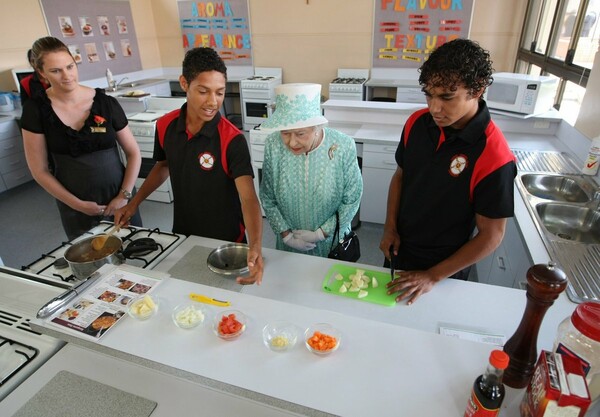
[
  {"left": 177, "top": 0, "right": 252, "bottom": 66},
  {"left": 373, "top": 0, "right": 474, "bottom": 68},
  {"left": 39, "top": 0, "right": 142, "bottom": 81}
]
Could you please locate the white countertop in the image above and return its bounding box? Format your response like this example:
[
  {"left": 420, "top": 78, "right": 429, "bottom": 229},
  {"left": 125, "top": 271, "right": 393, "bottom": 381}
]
[
  {"left": 29, "top": 262, "right": 551, "bottom": 417},
  {"left": 28, "top": 231, "right": 578, "bottom": 416}
]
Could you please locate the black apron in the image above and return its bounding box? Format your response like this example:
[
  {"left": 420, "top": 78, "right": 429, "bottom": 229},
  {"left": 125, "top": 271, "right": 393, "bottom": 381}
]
[{"left": 52, "top": 146, "right": 142, "bottom": 240}]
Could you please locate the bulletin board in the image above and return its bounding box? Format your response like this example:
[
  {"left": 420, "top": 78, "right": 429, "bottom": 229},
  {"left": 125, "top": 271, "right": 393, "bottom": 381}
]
[
  {"left": 39, "top": 0, "right": 142, "bottom": 81},
  {"left": 177, "top": 0, "right": 252, "bottom": 66},
  {"left": 373, "top": 0, "right": 475, "bottom": 68}
]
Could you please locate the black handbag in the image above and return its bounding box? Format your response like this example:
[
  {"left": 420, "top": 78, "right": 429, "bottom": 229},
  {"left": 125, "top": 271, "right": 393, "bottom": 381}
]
[{"left": 327, "top": 212, "right": 360, "bottom": 262}]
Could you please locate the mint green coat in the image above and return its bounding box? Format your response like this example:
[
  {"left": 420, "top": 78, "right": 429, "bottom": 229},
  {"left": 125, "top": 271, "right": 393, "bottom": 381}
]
[{"left": 260, "top": 127, "right": 363, "bottom": 257}]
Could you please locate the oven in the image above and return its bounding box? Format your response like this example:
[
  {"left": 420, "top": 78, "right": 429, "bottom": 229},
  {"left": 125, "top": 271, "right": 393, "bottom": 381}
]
[
  {"left": 0, "top": 268, "right": 66, "bottom": 401},
  {"left": 242, "top": 98, "right": 274, "bottom": 131},
  {"left": 328, "top": 69, "right": 369, "bottom": 102},
  {"left": 240, "top": 68, "right": 282, "bottom": 131}
]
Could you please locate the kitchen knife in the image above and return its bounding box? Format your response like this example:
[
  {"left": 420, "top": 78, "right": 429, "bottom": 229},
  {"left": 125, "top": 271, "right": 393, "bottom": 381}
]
[
  {"left": 189, "top": 293, "right": 231, "bottom": 307},
  {"left": 389, "top": 244, "right": 395, "bottom": 283},
  {"left": 36, "top": 273, "right": 101, "bottom": 319}
]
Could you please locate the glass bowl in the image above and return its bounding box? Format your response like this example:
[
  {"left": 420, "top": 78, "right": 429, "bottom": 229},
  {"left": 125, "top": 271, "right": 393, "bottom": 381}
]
[
  {"left": 304, "top": 323, "right": 341, "bottom": 356},
  {"left": 213, "top": 309, "right": 247, "bottom": 340},
  {"left": 127, "top": 294, "right": 159, "bottom": 321},
  {"left": 172, "top": 304, "right": 209, "bottom": 329},
  {"left": 262, "top": 321, "right": 299, "bottom": 352}
]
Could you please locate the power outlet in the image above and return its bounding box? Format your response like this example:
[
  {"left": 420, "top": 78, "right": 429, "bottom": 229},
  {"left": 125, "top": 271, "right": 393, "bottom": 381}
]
[{"left": 534, "top": 121, "right": 550, "bottom": 129}]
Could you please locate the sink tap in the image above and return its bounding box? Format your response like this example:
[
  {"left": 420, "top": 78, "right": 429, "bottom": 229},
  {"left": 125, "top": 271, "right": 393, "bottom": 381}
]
[{"left": 116, "top": 77, "right": 129, "bottom": 89}]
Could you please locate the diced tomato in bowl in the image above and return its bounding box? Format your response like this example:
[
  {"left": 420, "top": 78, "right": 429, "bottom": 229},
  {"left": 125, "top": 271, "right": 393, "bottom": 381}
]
[{"left": 213, "top": 310, "right": 247, "bottom": 340}]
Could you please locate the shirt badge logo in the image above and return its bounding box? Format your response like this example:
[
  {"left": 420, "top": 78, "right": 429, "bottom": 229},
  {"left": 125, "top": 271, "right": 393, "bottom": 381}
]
[
  {"left": 198, "top": 152, "right": 215, "bottom": 171},
  {"left": 449, "top": 154, "right": 468, "bottom": 177}
]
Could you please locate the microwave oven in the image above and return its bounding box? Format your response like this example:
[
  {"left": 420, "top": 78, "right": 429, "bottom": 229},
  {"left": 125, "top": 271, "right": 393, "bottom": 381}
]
[{"left": 485, "top": 72, "right": 557, "bottom": 116}]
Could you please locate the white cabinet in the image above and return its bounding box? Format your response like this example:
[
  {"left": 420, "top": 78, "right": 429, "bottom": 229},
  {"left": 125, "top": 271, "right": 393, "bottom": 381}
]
[
  {"left": 0, "top": 119, "right": 32, "bottom": 193},
  {"left": 361, "top": 143, "right": 398, "bottom": 224},
  {"left": 475, "top": 217, "right": 533, "bottom": 288}
]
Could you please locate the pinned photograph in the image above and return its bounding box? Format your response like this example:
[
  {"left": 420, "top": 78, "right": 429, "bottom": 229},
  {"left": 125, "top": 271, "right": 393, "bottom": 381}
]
[
  {"left": 116, "top": 16, "right": 128, "bottom": 34},
  {"left": 84, "top": 43, "right": 99, "bottom": 63},
  {"left": 103, "top": 41, "right": 117, "bottom": 60},
  {"left": 97, "top": 15, "right": 110, "bottom": 36},
  {"left": 67, "top": 44, "right": 82, "bottom": 64},
  {"left": 79, "top": 16, "right": 93, "bottom": 37},
  {"left": 121, "top": 39, "right": 132, "bottom": 57},
  {"left": 59, "top": 16, "right": 75, "bottom": 37}
]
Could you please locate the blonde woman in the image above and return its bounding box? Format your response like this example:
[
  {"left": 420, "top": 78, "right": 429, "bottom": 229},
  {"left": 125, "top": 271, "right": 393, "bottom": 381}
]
[{"left": 21, "top": 36, "right": 142, "bottom": 239}]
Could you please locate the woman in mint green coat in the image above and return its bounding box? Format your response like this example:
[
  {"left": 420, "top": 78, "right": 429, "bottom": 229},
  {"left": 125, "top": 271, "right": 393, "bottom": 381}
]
[{"left": 260, "top": 83, "right": 363, "bottom": 257}]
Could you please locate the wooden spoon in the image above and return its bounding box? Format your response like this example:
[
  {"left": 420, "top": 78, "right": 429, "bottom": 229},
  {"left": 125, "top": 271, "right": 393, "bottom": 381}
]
[{"left": 91, "top": 225, "right": 120, "bottom": 251}]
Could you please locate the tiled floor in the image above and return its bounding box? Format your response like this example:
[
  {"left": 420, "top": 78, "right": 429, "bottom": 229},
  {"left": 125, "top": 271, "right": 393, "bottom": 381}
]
[{"left": 0, "top": 181, "right": 386, "bottom": 270}]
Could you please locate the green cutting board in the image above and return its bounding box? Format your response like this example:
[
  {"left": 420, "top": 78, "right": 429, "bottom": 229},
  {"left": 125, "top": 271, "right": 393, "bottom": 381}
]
[{"left": 322, "top": 264, "right": 396, "bottom": 306}]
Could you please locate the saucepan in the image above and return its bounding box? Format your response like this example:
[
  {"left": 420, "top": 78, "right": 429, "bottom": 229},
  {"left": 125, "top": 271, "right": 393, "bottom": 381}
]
[{"left": 64, "top": 235, "right": 124, "bottom": 280}]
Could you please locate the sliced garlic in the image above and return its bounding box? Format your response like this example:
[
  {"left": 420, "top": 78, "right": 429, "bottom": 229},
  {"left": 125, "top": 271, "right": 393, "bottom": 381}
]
[
  {"left": 339, "top": 285, "right": 347, "bottom": 293},
  {"left": 358, "top": 290, "right": 368, "bottom": 298},
  {"left": 372, "top": 277, "right": 379, "bottom": 288}
]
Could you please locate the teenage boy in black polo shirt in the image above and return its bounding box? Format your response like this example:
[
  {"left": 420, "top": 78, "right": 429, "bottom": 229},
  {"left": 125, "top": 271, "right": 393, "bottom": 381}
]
[
  {"left": 380, "top": 39, "right": 517, "bottom": 305},
  {"left": 115, "top": 48, "right": 263, "bottom": 285}
]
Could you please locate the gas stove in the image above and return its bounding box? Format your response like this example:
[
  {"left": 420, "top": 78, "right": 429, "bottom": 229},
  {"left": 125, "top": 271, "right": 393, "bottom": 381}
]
[
  {"left": 240, "top": 67, "right": 282, "bottom": 131},
  {"left": 240, "top": 68, "right": 282, "bottom": 93},
  {"left": 0, "top": 267, "right": 65, "bottom": 401},
  {"left": 329, "top": 69, "right": 369, "bottom": 101},
  {"left": 22, "top": 222, "right": 185, "bottom": 286}
]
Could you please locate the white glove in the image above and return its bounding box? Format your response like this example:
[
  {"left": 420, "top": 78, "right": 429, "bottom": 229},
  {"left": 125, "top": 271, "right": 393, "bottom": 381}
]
[
  {"left": 283, "top": 233, "right": 317, "bottom": 251},
  {"left": 292, "top": 228, "right": 325, "bottom": 243}
]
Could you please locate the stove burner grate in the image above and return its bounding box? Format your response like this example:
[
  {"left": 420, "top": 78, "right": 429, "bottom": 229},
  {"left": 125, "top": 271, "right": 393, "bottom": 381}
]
[
  {"left": 0, "top": 337, "right": 39, "bottom": 387},
  {"left": 123, "top": 237, "right": 160, "bottom": 258}
]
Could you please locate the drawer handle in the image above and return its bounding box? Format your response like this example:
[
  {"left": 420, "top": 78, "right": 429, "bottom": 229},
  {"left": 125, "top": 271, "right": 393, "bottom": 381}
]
[
  {"left": 382, "top": 161, "right": 397, "bottom": 166},
  {"left": 497, "top": 256, "right": 506, "bottom": 270},
  {"left": 9, "top": 160, "right": 20, "bottom": 165}
]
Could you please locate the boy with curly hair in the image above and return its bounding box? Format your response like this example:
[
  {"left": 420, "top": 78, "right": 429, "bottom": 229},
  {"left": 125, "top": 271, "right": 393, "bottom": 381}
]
[
  {"left": 380, "top": 38, "right": 516, "bottom": 304},
  {"left": 115, "top": 47, "right": 263, "bottom": 285}
]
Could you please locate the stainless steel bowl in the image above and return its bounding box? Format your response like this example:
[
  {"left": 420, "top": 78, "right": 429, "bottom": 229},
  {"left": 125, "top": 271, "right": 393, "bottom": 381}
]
[{"left": 207, "top": 243, "right": 249, "bottom": 276}]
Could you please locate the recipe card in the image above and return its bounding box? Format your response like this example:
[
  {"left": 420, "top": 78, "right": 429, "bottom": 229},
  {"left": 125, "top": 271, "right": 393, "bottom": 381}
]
[{"left": 46, "top": 264, "right": 167, "bottom": 341}]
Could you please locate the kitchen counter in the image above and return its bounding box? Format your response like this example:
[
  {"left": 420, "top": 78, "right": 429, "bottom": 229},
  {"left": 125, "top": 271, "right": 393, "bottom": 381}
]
[{"left": 23, "top": 237, "right": 578, "bottom": 417}]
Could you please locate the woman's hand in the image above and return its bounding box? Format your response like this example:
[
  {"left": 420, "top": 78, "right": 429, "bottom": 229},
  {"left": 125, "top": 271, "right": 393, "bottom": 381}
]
[
  {"left": 78, "top": 200, "right": 107, "bottom": 217},
  {"left": 292, "top": 229, "right": 325, "bottom": 243},
  {"left": 283, "top": 234, "right": 316, "bottom": 251},
  {"left": 103, "top": 196, "right": 129, "bottom": 217}
]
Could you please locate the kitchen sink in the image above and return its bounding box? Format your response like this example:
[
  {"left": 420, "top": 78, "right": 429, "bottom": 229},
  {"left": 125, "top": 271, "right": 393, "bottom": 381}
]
[
  {"left": 535, "top": 203, "right": 600, "bottom": 244},
  {"left": 521, "top": 174, "right": 590, "bottom": 203},
  {"left": 512, "top": 150, "right": 600, "bottom": 303}
]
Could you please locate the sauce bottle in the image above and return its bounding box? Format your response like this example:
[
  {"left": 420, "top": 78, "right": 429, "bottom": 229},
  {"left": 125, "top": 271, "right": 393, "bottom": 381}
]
[{"left": 464, "top": 350, "right": 510, "bottom": 417}]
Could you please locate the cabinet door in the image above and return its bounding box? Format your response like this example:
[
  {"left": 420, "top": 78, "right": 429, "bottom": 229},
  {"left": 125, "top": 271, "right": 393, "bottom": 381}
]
[
  {"left": 488, "top": 243, "right": 516, "bottom": 288},
  {"left": 504, "top": 218, "right": 533, "bottom": 289},
  {"left": 361, "top": 167, "right": 394, "bottom": 223}
]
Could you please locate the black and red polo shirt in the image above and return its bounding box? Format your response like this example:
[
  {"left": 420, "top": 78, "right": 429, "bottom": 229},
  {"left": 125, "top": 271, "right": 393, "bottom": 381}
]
[
  {"left": 154, "top": 106, "right": 253, "bottom": 240},
  {"left": 395, "top": 101, "right": 517, "bottom": 270}
]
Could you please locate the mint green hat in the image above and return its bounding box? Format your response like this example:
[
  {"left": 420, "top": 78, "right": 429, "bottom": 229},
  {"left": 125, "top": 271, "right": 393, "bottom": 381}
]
[{"left": 260, "top": 83, "right": 328, "bottom": 131}]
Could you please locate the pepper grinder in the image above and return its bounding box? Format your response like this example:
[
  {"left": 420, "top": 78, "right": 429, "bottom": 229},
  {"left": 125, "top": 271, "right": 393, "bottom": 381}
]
[{"left": 503, "top": 262, "right": 567, "bottom": 388}]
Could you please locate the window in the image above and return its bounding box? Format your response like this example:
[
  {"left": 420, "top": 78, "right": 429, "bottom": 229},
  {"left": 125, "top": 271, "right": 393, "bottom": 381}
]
[{"left": 516, "top": 0, "right": 599, "bottom": 124}]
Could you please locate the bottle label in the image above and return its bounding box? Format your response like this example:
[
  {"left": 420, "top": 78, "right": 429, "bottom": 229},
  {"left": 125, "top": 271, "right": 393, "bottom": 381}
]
[
  {"left": 464, "top": 389, "right": 500, "bottom": 417},
  {"left": 556, "top": 343, "right": 591, "bottom": 376}
]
